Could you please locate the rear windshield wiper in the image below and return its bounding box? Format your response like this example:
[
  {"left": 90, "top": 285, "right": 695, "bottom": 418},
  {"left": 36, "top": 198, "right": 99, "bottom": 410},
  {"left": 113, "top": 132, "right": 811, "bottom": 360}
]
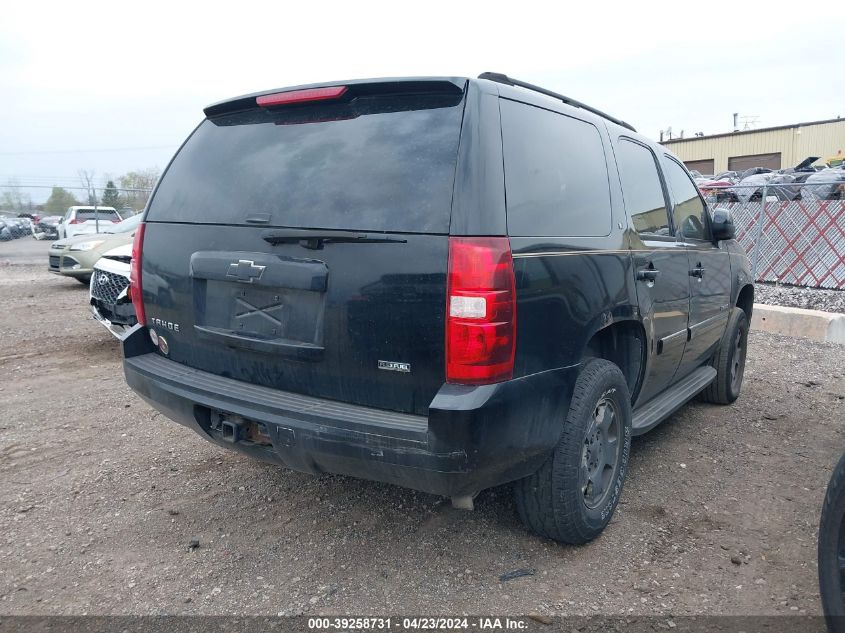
[{"left": 262, "top": 228, "right": 407, "bottom": 250}]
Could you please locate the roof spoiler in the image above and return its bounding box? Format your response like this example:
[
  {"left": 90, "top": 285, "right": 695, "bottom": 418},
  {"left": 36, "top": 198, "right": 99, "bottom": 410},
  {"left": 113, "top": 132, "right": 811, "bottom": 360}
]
[
  {"left": 478, "top": 72, "right": 636, "bottom": 132},
  {"left": 204, "top": 78, "right": 466, "bottom": 118}
]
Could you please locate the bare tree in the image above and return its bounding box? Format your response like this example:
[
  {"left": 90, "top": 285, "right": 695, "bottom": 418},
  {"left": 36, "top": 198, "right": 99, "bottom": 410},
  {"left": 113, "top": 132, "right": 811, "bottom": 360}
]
[
  {"left": 0, "top": 178, "right": 32, "bottom": 211},
  {"left": 118, "top": 167, "right": 161, "bottom": 212},
  {"left": 78, "top": 169, "right": 98, "bottom": 205}
]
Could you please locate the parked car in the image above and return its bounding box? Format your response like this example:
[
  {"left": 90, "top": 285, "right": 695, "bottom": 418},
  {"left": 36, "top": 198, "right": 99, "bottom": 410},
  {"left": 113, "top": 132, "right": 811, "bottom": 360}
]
[
  {"left": 714, "top": 170, "right": 740, "bottom": 181},
  {"left": 0, "top": 215, "right": 29, "bottom": 239},
  {"left": 56, "top": 206, "right": 122, "bottom": 240},
  {"left": 120, "top": 73, "right": 753, "bottom": 544},
  {"left": 802, "top": 168, "right": 845, "bottom": 201},
  {"left": 31, "top": 215, "right": 62, "bottom": 240},
  {"left": 730, "top": 171, "right": 779, "bottom": 203},
  {"left": 698, "top": 176, "right": 737, "bottom": 202},
  {"left": 49, "top": 214, "right": 142, "bottom": 284},
  {"left": 90, "top": 243, "right": 136, "bottom": 338},
  {"left": 0, "top": 218, "right": 12, "bottom": 241},
  {"left": 818, "top": 452, "right": 845, "bottom": 633}
]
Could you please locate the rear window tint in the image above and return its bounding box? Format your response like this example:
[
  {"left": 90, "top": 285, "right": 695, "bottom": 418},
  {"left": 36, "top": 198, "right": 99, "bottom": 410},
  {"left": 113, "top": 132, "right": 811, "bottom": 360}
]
[
  {"left": 147, "top": 92, "right": 465, "bottom": 233},
  {"left": 77, "top": 209, "right": 119, "bottom": 221},
  {"left": 500, "top": 99, "right": 612, "bottom": 237}
]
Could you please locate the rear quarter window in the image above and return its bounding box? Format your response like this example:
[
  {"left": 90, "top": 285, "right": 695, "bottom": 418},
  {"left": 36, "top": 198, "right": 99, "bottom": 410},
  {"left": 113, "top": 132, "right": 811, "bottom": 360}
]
[{"left": 500, "top": 99, "right": 612, "bottom": 237}]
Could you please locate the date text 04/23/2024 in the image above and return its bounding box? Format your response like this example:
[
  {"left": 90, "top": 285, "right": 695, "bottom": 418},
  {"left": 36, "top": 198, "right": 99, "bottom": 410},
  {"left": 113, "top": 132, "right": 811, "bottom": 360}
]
[{"left": 307, "top": 617, "right": 530, "bottom": 630}]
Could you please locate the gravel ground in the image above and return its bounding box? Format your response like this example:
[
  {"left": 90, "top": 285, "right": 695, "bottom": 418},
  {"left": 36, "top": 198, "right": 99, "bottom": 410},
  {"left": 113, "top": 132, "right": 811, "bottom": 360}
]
[
  {"left": 755, "top": 283, "right": 845, "bottom": 314},
  {"left": 1, "top": 238, "right": 844, "bottom": 619},
  {"left": 0, "top": 236, "right": 51, "bottom": 267}
]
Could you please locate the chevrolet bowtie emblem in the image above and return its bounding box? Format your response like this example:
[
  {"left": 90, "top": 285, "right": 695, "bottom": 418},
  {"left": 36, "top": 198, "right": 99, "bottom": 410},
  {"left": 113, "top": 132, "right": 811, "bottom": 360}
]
[{"left": 226, "top": 259, "right": 266, "bottom": 283}]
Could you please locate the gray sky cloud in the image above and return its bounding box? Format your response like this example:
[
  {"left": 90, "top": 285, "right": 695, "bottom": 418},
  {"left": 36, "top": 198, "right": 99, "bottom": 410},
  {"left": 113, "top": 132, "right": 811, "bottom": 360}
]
[{"left": 2, "top": 0, "right": 842, "bottom": 202}]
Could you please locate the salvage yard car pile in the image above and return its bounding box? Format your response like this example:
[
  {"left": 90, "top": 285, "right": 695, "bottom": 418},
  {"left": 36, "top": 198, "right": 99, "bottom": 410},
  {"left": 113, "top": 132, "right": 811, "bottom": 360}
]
[
  {"left": 694, "top": 158, "right": 845, "bottom": 203},
  {"left": 0, "top": 213, "right": 32, "bottom": 240}
]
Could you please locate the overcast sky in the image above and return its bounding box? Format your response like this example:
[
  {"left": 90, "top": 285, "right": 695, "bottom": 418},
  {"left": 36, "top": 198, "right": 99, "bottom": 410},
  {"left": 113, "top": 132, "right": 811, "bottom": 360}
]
[{"left": 2, "top": 1, "right": 842, "bottom": 202}]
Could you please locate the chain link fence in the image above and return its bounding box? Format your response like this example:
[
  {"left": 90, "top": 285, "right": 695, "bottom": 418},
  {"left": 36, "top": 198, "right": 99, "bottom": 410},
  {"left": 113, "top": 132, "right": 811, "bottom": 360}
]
[{"left": 704, "top": 182, "right": 845, "bottom": 289}]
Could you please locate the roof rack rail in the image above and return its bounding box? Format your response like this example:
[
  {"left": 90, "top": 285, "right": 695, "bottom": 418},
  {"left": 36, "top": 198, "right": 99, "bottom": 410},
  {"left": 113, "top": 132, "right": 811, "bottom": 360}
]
[{"left": 478, "top": 72, "right": 636, "bottom": 132}]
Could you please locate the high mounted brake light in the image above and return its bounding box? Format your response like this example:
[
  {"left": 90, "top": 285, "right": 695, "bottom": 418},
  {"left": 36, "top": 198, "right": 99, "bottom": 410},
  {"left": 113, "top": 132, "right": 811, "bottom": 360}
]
[
  {"left": 446, "top": 237, "right": 516, "bottom": 385},
  {"left": 129, "top": 223, "right": 146, "bottom": 326},
  {"left": 256, "top": 86, "right": 348, "bottom": 108}
]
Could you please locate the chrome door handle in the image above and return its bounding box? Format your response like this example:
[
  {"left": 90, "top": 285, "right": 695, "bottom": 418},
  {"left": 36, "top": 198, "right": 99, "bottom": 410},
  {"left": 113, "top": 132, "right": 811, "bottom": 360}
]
[{"left": 637, "top": 269, "right": 659, "bottom": 281}]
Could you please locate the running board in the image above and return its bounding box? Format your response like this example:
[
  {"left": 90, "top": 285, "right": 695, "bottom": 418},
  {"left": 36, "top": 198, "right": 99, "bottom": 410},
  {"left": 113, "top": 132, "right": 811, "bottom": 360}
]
[{"left": 632, "top": 366, "right": 717, "bottom": 435}]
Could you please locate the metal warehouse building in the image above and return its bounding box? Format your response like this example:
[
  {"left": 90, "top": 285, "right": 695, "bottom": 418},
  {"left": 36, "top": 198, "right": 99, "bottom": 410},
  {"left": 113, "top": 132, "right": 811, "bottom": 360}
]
[{"left": 663, "top": 117, "right": 845, "bottom": 175}]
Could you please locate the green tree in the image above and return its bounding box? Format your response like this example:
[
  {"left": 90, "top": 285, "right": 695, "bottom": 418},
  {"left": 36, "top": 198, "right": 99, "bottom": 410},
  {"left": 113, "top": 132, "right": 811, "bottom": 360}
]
[
  {"left": 44, "top": 187, "right": 79, "bottom": 214},
  {"left": 101, "top": 180, "right": 120, "bottom": 208}
]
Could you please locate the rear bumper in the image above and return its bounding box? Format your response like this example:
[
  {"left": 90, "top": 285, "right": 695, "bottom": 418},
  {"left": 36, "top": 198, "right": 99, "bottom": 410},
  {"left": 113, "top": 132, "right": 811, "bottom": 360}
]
[{"left": 121, "top": 327, "right": 579, "bottom": 497}]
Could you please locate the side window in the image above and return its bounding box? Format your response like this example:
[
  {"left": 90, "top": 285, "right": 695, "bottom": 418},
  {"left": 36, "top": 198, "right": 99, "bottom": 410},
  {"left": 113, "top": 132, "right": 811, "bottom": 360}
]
[
  {"left": 615, "top": 139, "right": 671, "bottom": 237},
  {"left": 500, "top": 99, "right": 612, "bottom": 237},
  {"left": 663, "top": 157, "right": 709, "bottom": 241}
]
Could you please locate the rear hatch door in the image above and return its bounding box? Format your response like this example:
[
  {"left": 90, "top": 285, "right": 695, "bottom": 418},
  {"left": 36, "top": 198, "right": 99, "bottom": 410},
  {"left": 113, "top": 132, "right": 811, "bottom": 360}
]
[{"left": 142, "top": 80, "right": 467, "bottom": 415}]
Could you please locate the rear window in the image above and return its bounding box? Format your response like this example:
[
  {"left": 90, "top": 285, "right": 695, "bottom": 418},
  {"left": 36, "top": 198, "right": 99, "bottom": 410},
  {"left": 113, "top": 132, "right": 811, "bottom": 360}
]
[
  {"left": 500, "top": 99, "right": 612, "bottom": 237},
  {"left": 77, "top": 209, "right": 119, "bottom": 221},
  {"left": 147, "top": 91, "right": 465, "bottom": 233}
]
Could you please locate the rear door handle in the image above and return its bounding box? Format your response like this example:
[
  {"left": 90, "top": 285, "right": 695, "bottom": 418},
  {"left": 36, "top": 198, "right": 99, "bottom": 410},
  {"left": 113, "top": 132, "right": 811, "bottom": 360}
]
[
  {"left": 636, "top": 269, "right": 659, "bottom": 282},
  {"left": 689, "top": 266, "right": 705, "bottom": 278}
]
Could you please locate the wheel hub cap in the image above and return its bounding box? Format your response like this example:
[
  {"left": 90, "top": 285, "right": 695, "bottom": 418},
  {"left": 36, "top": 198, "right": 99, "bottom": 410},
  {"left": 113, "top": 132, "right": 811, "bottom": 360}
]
[{"left": 581, "top": 398, "right": 621, "bottom": 509}]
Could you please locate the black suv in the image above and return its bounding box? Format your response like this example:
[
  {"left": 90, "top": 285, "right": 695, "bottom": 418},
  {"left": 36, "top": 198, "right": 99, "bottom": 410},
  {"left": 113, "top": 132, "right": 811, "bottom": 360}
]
[{"left": 122, "top": 73, "right": 753, "bottom": 544}]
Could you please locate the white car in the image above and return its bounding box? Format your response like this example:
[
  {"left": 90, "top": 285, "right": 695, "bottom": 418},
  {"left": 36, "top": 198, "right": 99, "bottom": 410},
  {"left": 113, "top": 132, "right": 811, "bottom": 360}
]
[
  {"left": 57, "top": 206, "right": 122, "bottom": 239},
  {"left": 89, "top": 243, "right": 135, "bottom": 339}
]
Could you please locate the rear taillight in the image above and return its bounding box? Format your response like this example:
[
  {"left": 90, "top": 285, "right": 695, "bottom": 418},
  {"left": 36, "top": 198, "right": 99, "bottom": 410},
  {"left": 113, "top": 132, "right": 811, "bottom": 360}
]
[
  {"left": 69, "top": 218, "right": 82, "bottom": 224},
  {"left": 129, "top": 224, "right": 146, "bottom": 326},
  {"left": 446, "top": 237, "right": 516, "bottom": 385}
]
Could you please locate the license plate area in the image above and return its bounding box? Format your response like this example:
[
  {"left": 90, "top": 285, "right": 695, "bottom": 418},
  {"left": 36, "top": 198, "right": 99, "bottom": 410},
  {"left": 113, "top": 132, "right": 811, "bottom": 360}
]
[
  {"left": 190, "top": 251, "right": 328, "bottom": 358},
  {"left": 203, "top": 282, "right": 323, "bottom": 344}
]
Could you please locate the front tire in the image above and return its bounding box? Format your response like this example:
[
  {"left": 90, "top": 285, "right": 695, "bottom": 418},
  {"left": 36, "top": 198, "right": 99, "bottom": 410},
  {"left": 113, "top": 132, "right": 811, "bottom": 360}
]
[
  {"left": 819, "top": 452, "right": 845, "bottom": 633},
  {"left": 700, "top": 307, "right": 748, "bottom": 404},
  {"left": 514, "top": 358, "right": 632, "bottom": 544}
]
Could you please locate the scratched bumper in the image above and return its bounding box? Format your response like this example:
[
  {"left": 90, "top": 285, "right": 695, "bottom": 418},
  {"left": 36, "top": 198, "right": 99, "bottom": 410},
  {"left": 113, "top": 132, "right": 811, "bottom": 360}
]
[{"left": 121, "top": 326, "right": 577, "bottom": 497}]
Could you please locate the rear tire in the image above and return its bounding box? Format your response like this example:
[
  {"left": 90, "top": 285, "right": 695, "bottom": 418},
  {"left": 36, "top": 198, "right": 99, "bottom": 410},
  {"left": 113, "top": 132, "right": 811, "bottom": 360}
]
[
  {"left": 700, "top": 308, "right": 748, "bottom": 404},
  {"left": 819, "top": 452, "right": 845, "bottom": 633},
  {"left": 514, "top": 358, "right": 632, "bottom": 544}
]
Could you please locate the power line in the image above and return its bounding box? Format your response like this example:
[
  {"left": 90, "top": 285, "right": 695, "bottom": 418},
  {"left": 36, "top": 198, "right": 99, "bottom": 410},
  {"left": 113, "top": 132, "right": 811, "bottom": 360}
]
[
  {"left": 0, "top": 145, "right": 177, "bottom": 156},
  {"left": 1, "top": 183, "right": 153, "bottom": 192},
  {"left": 0, "top": 176, "right": 114, "bottom": 185}
]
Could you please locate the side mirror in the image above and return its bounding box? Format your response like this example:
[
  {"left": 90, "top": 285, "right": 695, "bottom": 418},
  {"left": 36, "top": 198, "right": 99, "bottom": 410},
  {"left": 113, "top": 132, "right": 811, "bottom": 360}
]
[{"left": 711, "top": 207, "right": 735, "bottom": 241}]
